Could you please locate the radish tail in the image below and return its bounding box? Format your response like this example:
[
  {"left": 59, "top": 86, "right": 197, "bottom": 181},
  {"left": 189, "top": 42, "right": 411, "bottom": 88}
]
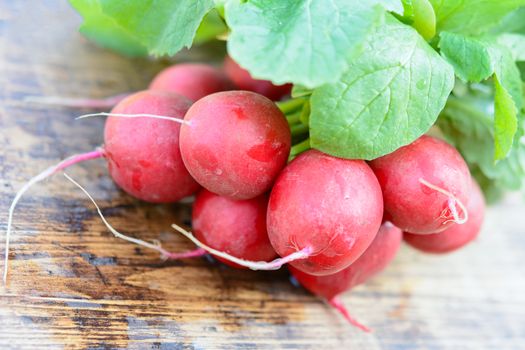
[
  {"left": 419, "top": 178, "right": 468, "bottom": 225},
  {"left": 3, "top": 149, "right": 104, "bottom": 284},
  {"left": 76, "top": 112, "right": 190, "bottom": 126},
  {"left": 63, "top": 173, "right": 206, "bottom": 260},
  {"left": 328, "top": 297, "right": 371, "bottom": 332},
  {"left": 24, "top": 93, "right": 130, "bottom": 109},
  {"left": 171, "top": 223, "right": 312, "bottom": 270}
]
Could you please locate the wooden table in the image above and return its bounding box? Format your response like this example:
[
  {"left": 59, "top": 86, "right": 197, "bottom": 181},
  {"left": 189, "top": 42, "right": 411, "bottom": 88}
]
[{"left": 1, "top": 2, "right": 524, "bottom": 349}]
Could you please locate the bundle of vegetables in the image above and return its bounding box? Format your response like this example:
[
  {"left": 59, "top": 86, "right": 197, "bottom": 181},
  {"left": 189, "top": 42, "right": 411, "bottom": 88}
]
[{"left": 6, "top": 0, "right": 525, "bottom": 331}]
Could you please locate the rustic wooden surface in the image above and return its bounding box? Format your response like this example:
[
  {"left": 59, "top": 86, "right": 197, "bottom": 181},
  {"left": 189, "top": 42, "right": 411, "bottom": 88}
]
[{"left": 1, "top": 2, "right": 525, "bottom": 349}]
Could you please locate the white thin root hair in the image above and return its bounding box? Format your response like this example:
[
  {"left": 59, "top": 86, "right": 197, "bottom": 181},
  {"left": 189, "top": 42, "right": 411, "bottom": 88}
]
[
  {"left": 3, "top": 149, "right": 104, "bottom": 284},
  {"left": 419, "top": 178, "right": 468, "bottom": 225},
  {"left": 76, "top": 112, "right": 189, "bottom": 125},
  {"left": 171, "top": 223, "right": 312, "bottom": 270},
  {"left": 63, "top": 173, "right": 202, "bottom": 260}
]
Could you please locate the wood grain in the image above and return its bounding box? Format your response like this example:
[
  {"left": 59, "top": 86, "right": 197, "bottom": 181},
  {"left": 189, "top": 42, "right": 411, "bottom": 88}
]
[{"left": 0, "top": 1, "right": 524, "bottom": 349}]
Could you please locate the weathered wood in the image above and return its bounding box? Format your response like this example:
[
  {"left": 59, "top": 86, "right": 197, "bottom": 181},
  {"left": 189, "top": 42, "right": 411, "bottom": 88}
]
[{"left": 0, "top": 1, "right": 524, "bottom": 349}]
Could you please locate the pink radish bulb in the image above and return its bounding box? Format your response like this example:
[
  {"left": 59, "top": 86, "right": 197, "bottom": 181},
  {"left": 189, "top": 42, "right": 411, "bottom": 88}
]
[
  {"left": 149, "top": 63, "right": 234, "bottom": 101},
  {"left": 104, "top": 90, "right": 200, "bottom": 203},
  {"left": 404, "top": 179, "right": 485, "bottom": 253},
  {"left": 267, "top": 150, "right": 384, "bottom": 276},
  {"left": 224, "top": 56, "right": 292, "bottom": 101},
  {"left": 180, "top": 91, "right": 291, "bottom": 200},
  {"left": 192, "top": 190, "right": 277, "bottom": 268},
  {"left": 370, "top": 135, "right": 471, "bottom": 234},
  {"left": 289, "top": 222, "right": 402, "bottom": 331}
]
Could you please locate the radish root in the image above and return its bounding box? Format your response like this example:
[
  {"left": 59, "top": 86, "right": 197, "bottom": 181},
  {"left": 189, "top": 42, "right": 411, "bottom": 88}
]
[
  {"left": 419, "top": 178, "right": 468, "bottom": 225},
  {"left": 76, "top": 112, "right": 190, "bottom": 126},
  {"left": 63, "top": 173, "right": 206, "bottom": 260},
  {"left": 328, "top": 297, "right": 371, "bottom": 332},
  {"left": 171, "top": 223, "right": 312, "bottom": 270},
  {"left": 24, "top": 93, "right": 130, "bottom": 109},
  {"left": 3, "top": 149, "right": 104, "bottom": 284}
]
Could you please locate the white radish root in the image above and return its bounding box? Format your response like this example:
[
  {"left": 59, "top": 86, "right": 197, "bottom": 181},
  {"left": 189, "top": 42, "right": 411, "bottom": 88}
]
[
  {"left": 419, "top": 178, "right": 468, "bottom": 225},
  {"left": 63, "top": 173, "right": 206, "bottom": 260},
  {"left": 3, "top": 149, "right": 104, "bottom": 283},
  {"left": 76, "top": 112, "right": 190, "bottom": 125},
  {"left": 171, "top": 223, "right": 312, "bottom": 270}
]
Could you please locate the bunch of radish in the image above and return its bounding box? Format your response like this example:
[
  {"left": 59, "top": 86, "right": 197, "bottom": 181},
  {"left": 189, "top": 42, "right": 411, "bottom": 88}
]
[{"left": 5, "top": 57, "right": 485, "bottom": 332}]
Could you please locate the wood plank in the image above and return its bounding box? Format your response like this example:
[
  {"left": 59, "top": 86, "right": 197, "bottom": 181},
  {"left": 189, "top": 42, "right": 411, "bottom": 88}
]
[{"left": 0, "top": 1, "right": 524, "bottom": 349}]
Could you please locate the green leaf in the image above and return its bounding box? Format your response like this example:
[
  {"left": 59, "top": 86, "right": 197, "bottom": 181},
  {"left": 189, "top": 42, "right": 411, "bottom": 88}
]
[
  {"left": 497, "top": 33, "right": 525, "bottom": 61},
  {"left": 309, "top": 15, "right": 454, "bottom": 160},
  {"left": 428, "top": 0, "right": 525, "bottom": 35},
  {"left": 488, "top": 44, "right": 524, "bottom": 111},
  {"left": 401, "top": 0, "right": 436, "bottom": 40},
  {"left": 438, "top": 32, "right": 493, "bottom": 82},
  {"left": 70, "top": 0, "right": 214, "bottom": 57},
  {"left": 99, "top": 0, "right": 214, "bottom": 56},
  {"left": 193, "top": 9, "right": 228, "bottom": 45},
  {"left": 439, "top": 95, "right": 525, "bottom": 191},
  {"left": 490, "top": 6, "right": 525, "bottom": 34},
  {"left": 70, "top": 0, "right": 147, "bottom": 56},
  {"left": 494, "top": 74, "right": 518, "bottom": 160},
  {"left": 225, "top": 0, "right": 385, "bottom": 88}
]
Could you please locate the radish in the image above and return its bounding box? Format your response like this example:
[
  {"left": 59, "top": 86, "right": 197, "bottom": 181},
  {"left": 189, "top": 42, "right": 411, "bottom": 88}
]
[
  {"left": 404, "top": 179, "right": 485, "bottom": 253},
  {"left": 149, "top": 63, "right": 234, "bottom": 101},
  {"left": 224, "top": 56, "right": 292, "bottom": 101},
  {"left": 192, "top": 189, "right": 277, "bottom": 268},
  {"left": 4, "top": 90, "right": 202, "bottom": 282},
  {"left": 180, "top": 90, "right": 291, "bottom": 200},
  {"left": 289, "top": 222, "right": 402, "bottom": 331},
  {"left": 25, "top": 63, "right": 233, "bottom": 108},
  {"left": 267, "top": 150, "right": 384, "bottom": 276},
  {"left": 104, "top": 90, "right": 200, "bottom": 203},
  {"left": 370, "top": 135, "right": 471, "bottom": 234}
]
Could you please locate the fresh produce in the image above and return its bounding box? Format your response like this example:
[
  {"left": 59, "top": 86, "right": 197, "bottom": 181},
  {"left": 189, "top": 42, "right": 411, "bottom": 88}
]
[
  {"left": 267, "top": 150, "right": 383, "bottom": 276},
  {"left": 149, "top": 63, "right": 234, "bottom": 101},
  {"left": 404, "top": 179, "right": 486, "bottom": 253},
  {"left": 290, "top": 222, "right": 403, "bottom": 331},
  {"left": 370, "top": 135, "right": 472, "bottom": 234},
  {"left": 180, "top": 90, "right": 291, "bottom": 200},
  {"left": 10, "top": 0, "right": 525, "bottom": 330},
  {"left": 105, "top": 90, "right": 200, "bottom": 203},
  {"left": 223, "top": 56, "right": 292, "bottom": 101},
  {"left": 192, "top": 189, "right": 277, "bottom": 268}
]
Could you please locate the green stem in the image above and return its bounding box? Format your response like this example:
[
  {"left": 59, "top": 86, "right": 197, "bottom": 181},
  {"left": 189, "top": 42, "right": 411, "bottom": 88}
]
[
  {"left": 286, "top": 111, "right": 301, "bottom": 125},
  {"left": 290, "top": 138, "right": 311, "bottom": 158},
  {"left": 291, "top": 123, "right": 309, "bottom": 137},
  {"left": 300, "top": 100, "right": 310, "bottom": 126},
  {"left": 277, "top": 97, "right": 306, "bottom": 115}
]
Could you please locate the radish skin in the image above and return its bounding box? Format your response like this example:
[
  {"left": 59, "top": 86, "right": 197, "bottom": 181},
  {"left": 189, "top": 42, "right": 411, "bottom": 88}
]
[
  {"left": 268, "top": 150, "right": 384, "bottom": 276},
  {"left": 289, "top": 223, "right": 403, "bottom": 331},
  {"left": 224, "top": 56, "right": 292, "bottom": 101},
  {"left": 370, "top": 135, "right": 471, "bottom": 234},
  {"left": 405, "top": 180, "right": 485, "bottom": 253},
  {"left": 180, "top": 91, "right": 291, "bottom": 200},
  {"left": 192, "top": 190, "right": 277, "bottom": 268}
]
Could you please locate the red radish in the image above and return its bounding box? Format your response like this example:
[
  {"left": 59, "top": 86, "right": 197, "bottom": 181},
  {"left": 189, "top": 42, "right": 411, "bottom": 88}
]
[
  {"left": 4, "top": 90, "right": 202, "bottom": 282},
  {"left": 149, "top": 63, "right": 234, "bottom": 101},
  {"left": 104, "top": 90, "right": 200, "bottom": 203},
  {"left": 289, "top": 222, "right": 402, "bottom": 331},
  {"left": 404, "top": 180, "right": 485, "bottom": 253},
  {"left": 370, "top": 135, "right": 471, "bottom": 234},
  {"left": 224, "top": 56, "right": 292, "bottom": 101},
  {"left": 267, "top": 150, "right": 384, "bottom": 276},
  {"left": 192, "top": 190, "right": 277, "bottom": 268},
  {"left": 25, "top": 63, "right": 233, "bottom": 108},
  {"left": 180, "top": 91, "right": 291, "bottom": 200}
]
